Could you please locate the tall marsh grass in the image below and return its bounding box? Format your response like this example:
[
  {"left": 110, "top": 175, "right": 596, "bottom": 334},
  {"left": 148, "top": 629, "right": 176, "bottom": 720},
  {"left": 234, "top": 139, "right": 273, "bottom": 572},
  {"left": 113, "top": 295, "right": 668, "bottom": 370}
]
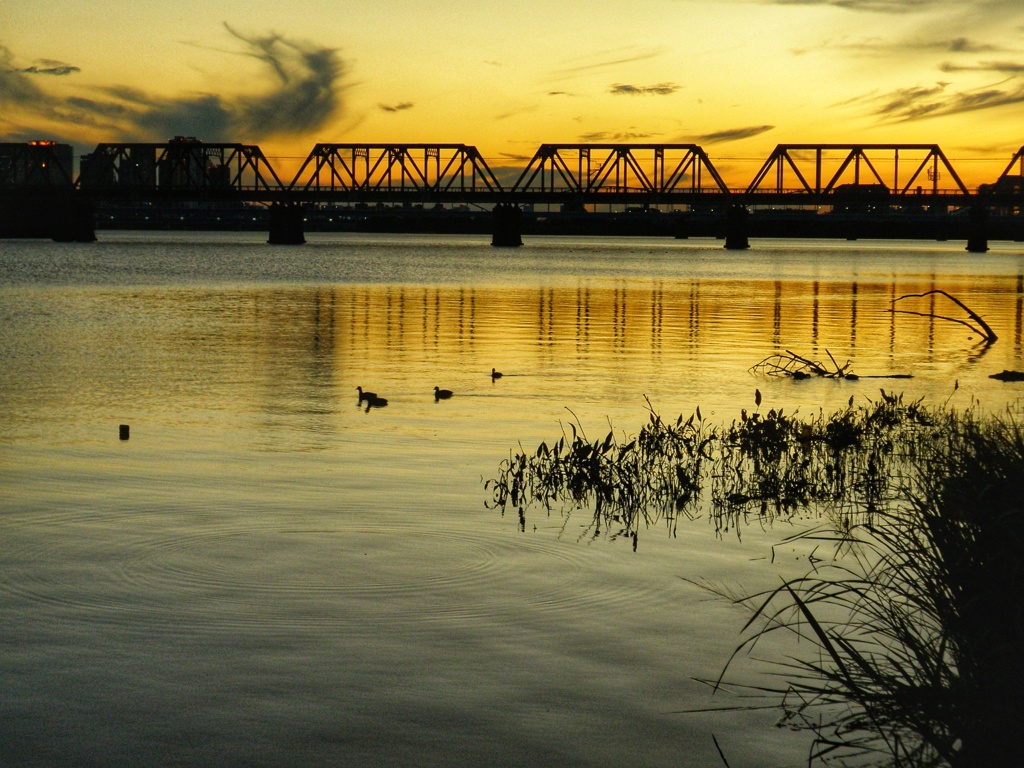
[{"left": 487, "top": 394, "right": 1024, "bottom": 767}]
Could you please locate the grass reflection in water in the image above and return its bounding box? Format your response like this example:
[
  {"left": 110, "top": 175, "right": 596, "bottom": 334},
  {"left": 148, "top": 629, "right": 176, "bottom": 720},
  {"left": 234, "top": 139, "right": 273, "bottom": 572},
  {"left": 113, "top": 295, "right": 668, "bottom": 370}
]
[{"left": 487, "top": 392, "right": 1024, "bottom": 768}]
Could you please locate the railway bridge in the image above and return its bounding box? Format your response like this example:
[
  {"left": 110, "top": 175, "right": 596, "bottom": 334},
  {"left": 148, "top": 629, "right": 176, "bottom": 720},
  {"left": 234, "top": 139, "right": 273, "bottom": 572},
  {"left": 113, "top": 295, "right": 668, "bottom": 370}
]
[{"left": 2, "top": 138, "right": 1022, "bottom": 250}]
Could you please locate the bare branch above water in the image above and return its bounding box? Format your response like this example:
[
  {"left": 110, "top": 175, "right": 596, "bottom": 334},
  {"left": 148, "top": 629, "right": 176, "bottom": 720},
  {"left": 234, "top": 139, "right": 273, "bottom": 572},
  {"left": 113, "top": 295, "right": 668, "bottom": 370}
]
[{"left": 890, "top": 289, "right": 998, "bottom": 345}]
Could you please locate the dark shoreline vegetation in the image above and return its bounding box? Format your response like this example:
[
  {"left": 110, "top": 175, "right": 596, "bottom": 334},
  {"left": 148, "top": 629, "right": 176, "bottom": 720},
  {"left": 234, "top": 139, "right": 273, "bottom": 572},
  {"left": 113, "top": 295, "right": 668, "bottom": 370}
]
[{"left": 485, "top": 393, "right": 1024, "bottom": 768}]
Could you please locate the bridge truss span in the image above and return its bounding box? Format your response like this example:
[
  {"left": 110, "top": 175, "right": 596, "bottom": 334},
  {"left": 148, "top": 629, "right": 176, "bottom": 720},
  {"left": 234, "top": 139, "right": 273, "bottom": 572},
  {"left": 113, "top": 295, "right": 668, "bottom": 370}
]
[
  {"left": 78, "top": 138, "right": 283, "bottom": 196},
  {"left": 746, "top": 144, "right": 971, "bottom": 201},
  {"left": 511, "top": 144, "right": 730, "bottom": 201},
  {"left": 14, "top": 138, "right": 1023, "bottom": 211},
  {"left": 288, "top": 143, "right": 505, "bottom": 200}
]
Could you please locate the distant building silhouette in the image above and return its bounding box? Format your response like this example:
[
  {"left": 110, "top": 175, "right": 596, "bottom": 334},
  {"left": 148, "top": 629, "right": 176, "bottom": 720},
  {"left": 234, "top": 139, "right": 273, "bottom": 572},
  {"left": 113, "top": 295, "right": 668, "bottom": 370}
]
[{"left": 0, "top": 141, "right": 74, "bottom": 187}]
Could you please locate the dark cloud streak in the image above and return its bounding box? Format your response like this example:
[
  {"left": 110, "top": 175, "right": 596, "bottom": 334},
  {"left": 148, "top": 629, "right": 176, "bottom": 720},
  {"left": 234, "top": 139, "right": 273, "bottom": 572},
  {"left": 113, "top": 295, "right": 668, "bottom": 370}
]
[
  {"left": 940, "top": 60, "right": 1024, "bottom": 74},
  {"left": 577, "top": 130, "right": 657, "bottom": 142},
  {"left": 609, "top": 82, "right": 680, "bottom": 96},
  {"left": 795, "top": 36, "right": 1006, "bottom": 57},
  {"left": 758, "top": 0, "right": 939, "bottom": 12},
  {"left": 694, "top": 125, "right": 775, "bottom": 143},
  {"left": 18, "top": 63, "right": 81, "bottom": 76}
]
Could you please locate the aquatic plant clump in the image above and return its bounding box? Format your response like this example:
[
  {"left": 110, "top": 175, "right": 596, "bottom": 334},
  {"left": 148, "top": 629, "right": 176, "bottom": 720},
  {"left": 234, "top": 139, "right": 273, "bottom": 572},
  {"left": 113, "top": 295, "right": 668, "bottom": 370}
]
[
  {"left": 486, "top": 393, "right": 1024, "bottom": 768},
  {"left": 485, "top": 399, "right": 717, "bottom": 544},
  {"left": 486, "top": 391, "right": 934, "bottom": 541}
]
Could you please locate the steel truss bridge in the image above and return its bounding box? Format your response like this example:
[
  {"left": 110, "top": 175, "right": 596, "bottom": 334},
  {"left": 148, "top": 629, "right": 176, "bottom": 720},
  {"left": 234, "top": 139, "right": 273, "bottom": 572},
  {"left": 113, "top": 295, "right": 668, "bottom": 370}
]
[{"left": 53, "top": 139, "right": 1024, "bottom": 209}]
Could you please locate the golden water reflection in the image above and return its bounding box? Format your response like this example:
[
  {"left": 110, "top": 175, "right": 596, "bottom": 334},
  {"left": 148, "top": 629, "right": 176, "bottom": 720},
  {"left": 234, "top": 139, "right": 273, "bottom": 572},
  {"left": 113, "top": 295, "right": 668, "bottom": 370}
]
[{"left": 3, "top": 275, "right": 1023, "bottom": 447}]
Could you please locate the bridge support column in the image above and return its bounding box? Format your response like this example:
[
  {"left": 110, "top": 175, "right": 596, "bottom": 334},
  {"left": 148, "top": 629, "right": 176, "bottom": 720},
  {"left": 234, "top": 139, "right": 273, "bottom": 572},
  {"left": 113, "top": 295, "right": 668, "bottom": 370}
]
[
  {"left": 51, "top": 193, "right": 96, "bottom": 242},
  {"left": 966, "top": 205, "right": 989, "bottom": 253},
  {"left": 491, "top": 203, "right": 523, "bottom": 247},
  {"left": 724, "top": 205, "right": 749, "bottom": 250},
  {"left": 268, "top": 202, "right": 305, "bottom": 245},
  {"left": 673, "top": 212, "right": 689, "bottom": 239}
]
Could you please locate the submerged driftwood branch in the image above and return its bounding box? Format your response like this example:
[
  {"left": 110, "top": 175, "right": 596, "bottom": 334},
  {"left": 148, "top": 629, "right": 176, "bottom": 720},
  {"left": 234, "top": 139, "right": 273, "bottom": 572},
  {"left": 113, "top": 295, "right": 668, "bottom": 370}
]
[
  {"left": 751, "top": 349, "right": 855, "bottom": 379},
  {"left": 752, "top": 350, "right": 912, "bottom": 380},
  {"left": 890, "top": 289, "right": 997, "bottom": 344}
]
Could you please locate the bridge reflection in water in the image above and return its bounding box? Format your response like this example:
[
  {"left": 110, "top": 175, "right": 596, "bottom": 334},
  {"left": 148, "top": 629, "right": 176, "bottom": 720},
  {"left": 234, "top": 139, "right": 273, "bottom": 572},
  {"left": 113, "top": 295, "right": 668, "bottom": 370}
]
[
  {"left": 90, "top": 275, "right": 1016, "bottom": 438},
  {"left": 226, "top": 277, "right": 1024, "bottom": 362}
]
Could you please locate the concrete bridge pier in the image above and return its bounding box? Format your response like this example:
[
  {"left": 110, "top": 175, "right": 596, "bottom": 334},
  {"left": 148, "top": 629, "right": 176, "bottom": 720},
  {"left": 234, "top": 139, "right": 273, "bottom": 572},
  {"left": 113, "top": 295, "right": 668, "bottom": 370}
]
[
  {"left": 673, "top": 212, "right": 689, "bottom": 239},
  {"left": 268, "top": 202, "right": 306, "bottom": 245},
  {"left": 0, "top": 191, "right": 95, "bottom": 241},
  {"left": 491, "top": 203, "right": 523, "bottom": 247},
  {"left": 51, "top": 192, "right": 96, "bottom": 242},
  {"left": 724, "top": 204, "right": 750, "bottom": 250},
  {"left": 966, "top": 205, "right": 989, "bottom": 253}
]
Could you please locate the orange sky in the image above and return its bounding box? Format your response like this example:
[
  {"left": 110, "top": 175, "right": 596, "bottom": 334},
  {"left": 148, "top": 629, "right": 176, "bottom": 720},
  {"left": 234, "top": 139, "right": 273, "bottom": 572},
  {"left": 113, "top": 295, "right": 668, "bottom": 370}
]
[{"left": 2, "top": 0, "right": 1023, "bottom": 187}]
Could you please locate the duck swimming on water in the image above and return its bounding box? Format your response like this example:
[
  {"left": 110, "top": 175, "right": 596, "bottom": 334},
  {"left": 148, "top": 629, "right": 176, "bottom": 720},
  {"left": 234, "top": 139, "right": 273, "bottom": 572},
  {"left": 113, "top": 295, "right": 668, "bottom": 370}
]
[
  {"left": 365, "top": 396, "right": 388, "bottom": 411},
  {"left": 357, "top": 386, "right": 377, "bottom": 404},
  {"left": 491, "top": 368, "right": 503, "bottom": 380},
  {"left": 434, "top": 386, "right": 453, "bottom": 400}
]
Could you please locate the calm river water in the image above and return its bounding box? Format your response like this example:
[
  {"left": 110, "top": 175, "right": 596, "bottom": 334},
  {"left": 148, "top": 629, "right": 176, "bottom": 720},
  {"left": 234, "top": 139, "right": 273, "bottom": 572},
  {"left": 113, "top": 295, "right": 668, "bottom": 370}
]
[{"left": 2, "top": 232, "right": 1024, "bottom": 768}]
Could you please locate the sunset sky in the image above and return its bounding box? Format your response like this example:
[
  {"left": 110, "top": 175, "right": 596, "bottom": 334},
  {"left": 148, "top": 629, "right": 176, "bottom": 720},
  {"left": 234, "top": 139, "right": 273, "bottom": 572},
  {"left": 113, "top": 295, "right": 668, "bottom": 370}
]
[{"left": 2, "top": 0, "right": 1023, "bottom": 186}]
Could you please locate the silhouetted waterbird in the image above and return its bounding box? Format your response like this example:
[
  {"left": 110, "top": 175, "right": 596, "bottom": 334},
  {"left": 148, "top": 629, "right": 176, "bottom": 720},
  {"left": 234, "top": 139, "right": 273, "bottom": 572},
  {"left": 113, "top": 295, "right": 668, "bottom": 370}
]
[
  {"left": 357, "top": 386, "right": 377, "bottom": 403},
  {"left": 434, "top": 386, "right": 453, "bottom": 400},
  {"left": 365, "top": 396, "right": 388, "bottom": 411},
  {"left": 491, "top": 368, "right": 503, "bottom": 380}
]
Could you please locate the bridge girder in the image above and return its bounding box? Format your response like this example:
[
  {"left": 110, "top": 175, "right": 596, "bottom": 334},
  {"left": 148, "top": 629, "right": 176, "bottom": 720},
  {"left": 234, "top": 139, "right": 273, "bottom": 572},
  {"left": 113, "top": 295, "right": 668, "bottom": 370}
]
[
  {"left": 746, "top": 144, "right": 971, "bottom": 198},
  {"left": 288, "top": 144, "right": 504, "bottom": 196},
  {"left": 997, "top": 146, "right": 1024, "bottom": 180},
  {"left": 511, "top": 144, "right": 730, "bottom": 197}
]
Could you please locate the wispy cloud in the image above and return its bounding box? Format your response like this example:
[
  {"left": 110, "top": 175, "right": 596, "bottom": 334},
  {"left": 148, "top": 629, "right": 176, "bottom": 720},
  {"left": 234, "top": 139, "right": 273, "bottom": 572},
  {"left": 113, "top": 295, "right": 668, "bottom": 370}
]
[
  {"left": 225, "top": 25, "right": 345, "bottom": 137},
  {"left": 66, "top": 96, "right": 132, "bottom": 119},
  {"left": 867, "top": 79, "right": 1024, "bottom": 120},
  {"left": 609, "top": 82, "right": 680, "bottom": 96},
  {"left": 492, "top": 104, "right": 540, "bottom": 122},
  {"left": 773, "top": 0, "right": 1024, "bottom": 126},
  {"left": 549, "top": 47, "right": 664, "bottom": 82},
  {"left": 0, "top": 26, "right": 349, "bottom": 143},
  {"left": 0, "top": 45, "right": 58, "bottom": 106},
  {"left": 818, "top": 36, "right": 1008, "bottom": 56}
]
